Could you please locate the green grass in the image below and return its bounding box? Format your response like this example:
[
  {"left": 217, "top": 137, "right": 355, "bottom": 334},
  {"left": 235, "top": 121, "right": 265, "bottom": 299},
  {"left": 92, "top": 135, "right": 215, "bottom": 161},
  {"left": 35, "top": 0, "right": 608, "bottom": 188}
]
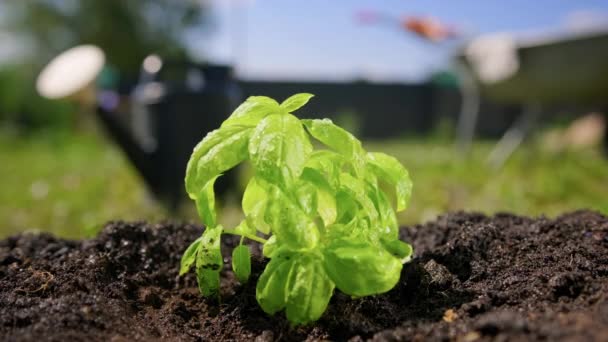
[
  {"left": 1, "top": 129, "right": 607, "bottom": 238},
  {"left": 366, "top": 139, "right": 608, "bottom": 225},
  {"left": 0, "top": 130, "right": 167, "bottom": 238}
]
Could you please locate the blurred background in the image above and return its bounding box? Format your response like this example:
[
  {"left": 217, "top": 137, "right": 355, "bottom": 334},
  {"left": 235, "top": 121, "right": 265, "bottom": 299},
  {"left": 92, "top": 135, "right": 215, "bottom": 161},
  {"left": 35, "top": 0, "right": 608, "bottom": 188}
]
[{"left": 1, "top": 0, "right": 607, "bottom": 238}]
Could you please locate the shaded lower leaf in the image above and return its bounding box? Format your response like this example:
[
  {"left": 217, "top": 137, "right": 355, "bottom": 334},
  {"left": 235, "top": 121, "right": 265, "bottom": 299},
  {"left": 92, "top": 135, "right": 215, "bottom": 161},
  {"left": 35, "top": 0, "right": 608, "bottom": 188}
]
[
  {"left": 197, "top": 267, "right": 221, "bottom": 298},
  {"left": 195, "top": 225, "right": 223, "bottom": 296},
  {"left": 256, "top": 252, "right": 296, "bottom": 314},
  {"left": 179, "top": 235, "right": 203, "bottom": 275},
  {"left": 232, "top": 245, "right": 252, "bottom": 283},
  {"left": 382, "top": 239, "right": 413, "bottom": 263},
  {"left": 285, "top": 254, "right": 335, "bottom": 325},
  {"left": 323, "top": 239, "right": 402, "bottom": 297}
]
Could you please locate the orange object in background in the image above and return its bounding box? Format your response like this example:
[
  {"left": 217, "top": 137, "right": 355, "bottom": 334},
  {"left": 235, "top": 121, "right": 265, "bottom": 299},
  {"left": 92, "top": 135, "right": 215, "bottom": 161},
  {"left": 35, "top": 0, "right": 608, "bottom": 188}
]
[{"left": 401, "top": 16, "right": 459, "bottom": 42}]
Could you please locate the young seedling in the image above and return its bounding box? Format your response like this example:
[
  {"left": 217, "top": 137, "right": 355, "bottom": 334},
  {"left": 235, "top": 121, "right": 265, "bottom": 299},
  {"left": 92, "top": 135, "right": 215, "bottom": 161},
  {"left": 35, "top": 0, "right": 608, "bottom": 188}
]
[{"left": 180, "top": 93, "right": 413, "bottom": 325}]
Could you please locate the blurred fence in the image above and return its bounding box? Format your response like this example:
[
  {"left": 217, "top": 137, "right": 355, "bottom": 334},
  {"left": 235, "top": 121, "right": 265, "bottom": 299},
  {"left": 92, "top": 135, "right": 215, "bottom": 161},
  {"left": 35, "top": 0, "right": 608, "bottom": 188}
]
[{"left": 240, "top": 80, "right": 527, "bottom": 139}]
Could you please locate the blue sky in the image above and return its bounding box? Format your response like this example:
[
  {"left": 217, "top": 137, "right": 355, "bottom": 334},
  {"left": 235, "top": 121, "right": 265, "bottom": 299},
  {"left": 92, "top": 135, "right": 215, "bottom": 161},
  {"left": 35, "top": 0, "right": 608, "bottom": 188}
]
[
  {"left": 191, "top": 0, "right": 608, "bottom": 82},
  {"left": 1, "top": 1, "right": 607, "bottom": 82}
]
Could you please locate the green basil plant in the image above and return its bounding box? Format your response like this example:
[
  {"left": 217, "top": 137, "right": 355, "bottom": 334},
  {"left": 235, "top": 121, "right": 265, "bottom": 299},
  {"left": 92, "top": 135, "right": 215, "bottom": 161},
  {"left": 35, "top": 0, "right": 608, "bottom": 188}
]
[{"left": 180, "top": 93, "right": 413, "bottom": 325}]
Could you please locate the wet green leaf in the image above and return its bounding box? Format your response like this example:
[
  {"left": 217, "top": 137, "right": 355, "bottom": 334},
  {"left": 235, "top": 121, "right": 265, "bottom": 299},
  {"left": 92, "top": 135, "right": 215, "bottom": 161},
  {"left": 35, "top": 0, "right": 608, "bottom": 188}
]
[
  {"left": 264, "top": 186, "right": 319, "bottom": 249},
  {"left": 285, "top": 254, "right": 334, "bottom": 325},
  {"left": 366, "top": 152, "right": 412, "bottom": 211},
  {"left": 369, "top": 185, "right": 398, "bottom": 239},
  {"left": 334, "top": 190, "right": 359, "bottom": 226},
  {"left": 338, "top": 173, "right": 379, "bottom": 226},
  {"left": 280, "top": 93, "right": 314, "bottom": 112},
  {"left": 304, "top": 150, "right": 344, "bottom": 189},
  {"left": 185, "top": 126, "right": 251, "bottom": 199},
  {"left": 317, "top": 190, "right": 337, "bottom": 227},
  {"left": 222, "top": 96, "right": 281, "bottom": 127},
  {"left": 302, "top": 119, "right": 365, "bottom": 172},
  {"left": 262, "top": 235, "right": 278, "bottom": 258},
  {"left": 179, "top": 235, "right": 203, "bottom": 275},
  {"left": 196, "top": 226, "right": 224, "bottom": 296},
  {"left": 295, "top": 182, "right": 318, "bottom": 217},
  {"left": 194, "top": 175, "right": 219, "bottom": 227},
  {"left": 249, "top": 113, "right": 312, "bottom": 185},
  {"left": 256, "top": 251, "right": 295, "bottom": 314},
  {"left": 233, "top": 219, "right": 256, "bottom": 236},
  {"left": 242, "top": 177, "right": 271, "bottom": 234}
]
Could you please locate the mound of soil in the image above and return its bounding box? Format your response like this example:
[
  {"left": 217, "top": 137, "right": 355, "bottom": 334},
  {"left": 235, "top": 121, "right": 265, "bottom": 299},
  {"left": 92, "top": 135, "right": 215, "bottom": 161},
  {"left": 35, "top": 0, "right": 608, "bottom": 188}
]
[{"left": 1, "top": 211, "right": 607, "bottom": 341}]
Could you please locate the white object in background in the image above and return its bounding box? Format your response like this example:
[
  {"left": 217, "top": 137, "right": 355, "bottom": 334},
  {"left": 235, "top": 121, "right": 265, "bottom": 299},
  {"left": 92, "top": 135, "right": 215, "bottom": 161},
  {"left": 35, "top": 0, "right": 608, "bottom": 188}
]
[
  {"left": 36, "top": 45, "right": 105, "bottom": 100},
  {"left": 465, "top": 33, "right": 519, "bottom": 84}
]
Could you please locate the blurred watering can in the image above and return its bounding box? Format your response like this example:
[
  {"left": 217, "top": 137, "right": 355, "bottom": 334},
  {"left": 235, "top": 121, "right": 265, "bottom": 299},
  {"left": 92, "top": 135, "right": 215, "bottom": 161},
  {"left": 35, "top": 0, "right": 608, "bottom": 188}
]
[{"left": 37, "top": 45, "right": 241, "bottom": 210}]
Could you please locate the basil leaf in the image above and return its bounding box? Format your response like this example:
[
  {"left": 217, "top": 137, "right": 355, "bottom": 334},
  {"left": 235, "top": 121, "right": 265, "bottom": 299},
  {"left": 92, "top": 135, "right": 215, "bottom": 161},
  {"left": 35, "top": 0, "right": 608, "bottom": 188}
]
[
  {"left": 300, "top": 167, "right": 338, "bottom": 226},
  {"left": 197, "top": 266, "right": 220, "bottom": 298},
  {"left": 185, "top": 126, "right": 251, "bottom": 199},
  {"left": 304, "top": 150, "right": 344, "bottom": 189},
  {"left": 262, "top": 235, "right": 278, "bottom": 258},
  {"left": 339, "top": 173, "right": 379, "bottom": 225},
  {"left": 233, "top": 219, "right": 256, "bottom": 236},
  {"left": 232, "top": 245, "right": 251, "bottom": 283},
  {"left": 334, "top": 190, "right": 359, "bottom": 225},
  {"left": 249, "top": 113, "right": 312, "bottom": 186},
  {"left": 382, "top": 239, "right": 413, "bottom": 263},
  {"left": 295, "top": 182, "right": 318, "bottom": 217},
  {"left": 302, "top": 119, "right": 365, "bottom": 172},
  {"left": 256, "top": 252, "right": 296, "bottom": 314},
  {"left": 366, "top": 152, "right": 412, "bottom": 211},
  {"left": 369, "top": 184, "right": 398, "bottom": 240},
  {"left": 264, "top": 186, "right": 319, "bottom": 249},
  {"left": 222, "top": 96, "right": 281, "bottom": 127},
  {"left": 316, "top": 187, "right": 337, "bottom": 227},
  {"left": 179, "top": 235, "right": 203, "bottom": 275},
  {"left": 242, "top": 177, "right": 271, "bottom": 234},
  {"left": 194, "top": 175, "right": 219, "bottom": 227},
  {"left": 196, "top": 225, "right": 224, "bottom": 296},
  {"left": 280, "top": 93, "right": 314, "bottom": 113},
  {"left": 285, "top": 254, "right": 334, "bottom": 325},
  {"left": 323, "top": 239, "right": 402, "bottom": 297}
]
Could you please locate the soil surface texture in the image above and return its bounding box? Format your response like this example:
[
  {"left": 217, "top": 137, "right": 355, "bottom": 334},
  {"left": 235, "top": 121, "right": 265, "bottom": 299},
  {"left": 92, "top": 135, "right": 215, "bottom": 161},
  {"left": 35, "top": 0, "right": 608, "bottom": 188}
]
[{"left": 1, "top": 211, "right": 607, "bottom": 341}]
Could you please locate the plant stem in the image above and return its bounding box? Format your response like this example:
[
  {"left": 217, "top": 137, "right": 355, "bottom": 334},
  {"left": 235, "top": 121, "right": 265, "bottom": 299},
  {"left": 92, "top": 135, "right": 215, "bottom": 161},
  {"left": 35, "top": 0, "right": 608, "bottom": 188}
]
[{"left": 223, "top": 229, "right": 268, "bottom": 244}]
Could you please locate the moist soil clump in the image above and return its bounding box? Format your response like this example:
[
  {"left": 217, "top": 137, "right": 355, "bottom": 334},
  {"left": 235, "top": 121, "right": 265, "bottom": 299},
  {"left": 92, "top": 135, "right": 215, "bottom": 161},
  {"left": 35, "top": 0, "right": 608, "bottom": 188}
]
[{"left": 1, "top": 211, "right": 607, "bottom": 341}]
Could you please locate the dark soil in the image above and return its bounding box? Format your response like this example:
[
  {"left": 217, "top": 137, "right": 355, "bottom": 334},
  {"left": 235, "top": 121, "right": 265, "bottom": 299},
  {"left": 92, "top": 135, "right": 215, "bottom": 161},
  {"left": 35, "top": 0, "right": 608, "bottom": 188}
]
[{"left": 1, "top": 211, "right": 607, "bottom": 341}]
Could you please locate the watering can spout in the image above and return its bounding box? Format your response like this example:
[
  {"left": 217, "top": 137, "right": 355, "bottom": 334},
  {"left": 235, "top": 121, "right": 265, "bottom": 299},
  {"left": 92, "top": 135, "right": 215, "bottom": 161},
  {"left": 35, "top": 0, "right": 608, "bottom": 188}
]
[
  {"left": 37, "top": 45, "right": 241, "bottom": 211},
  {"left": 95, "top": 104, "right": 160, "bottom": 198}
]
